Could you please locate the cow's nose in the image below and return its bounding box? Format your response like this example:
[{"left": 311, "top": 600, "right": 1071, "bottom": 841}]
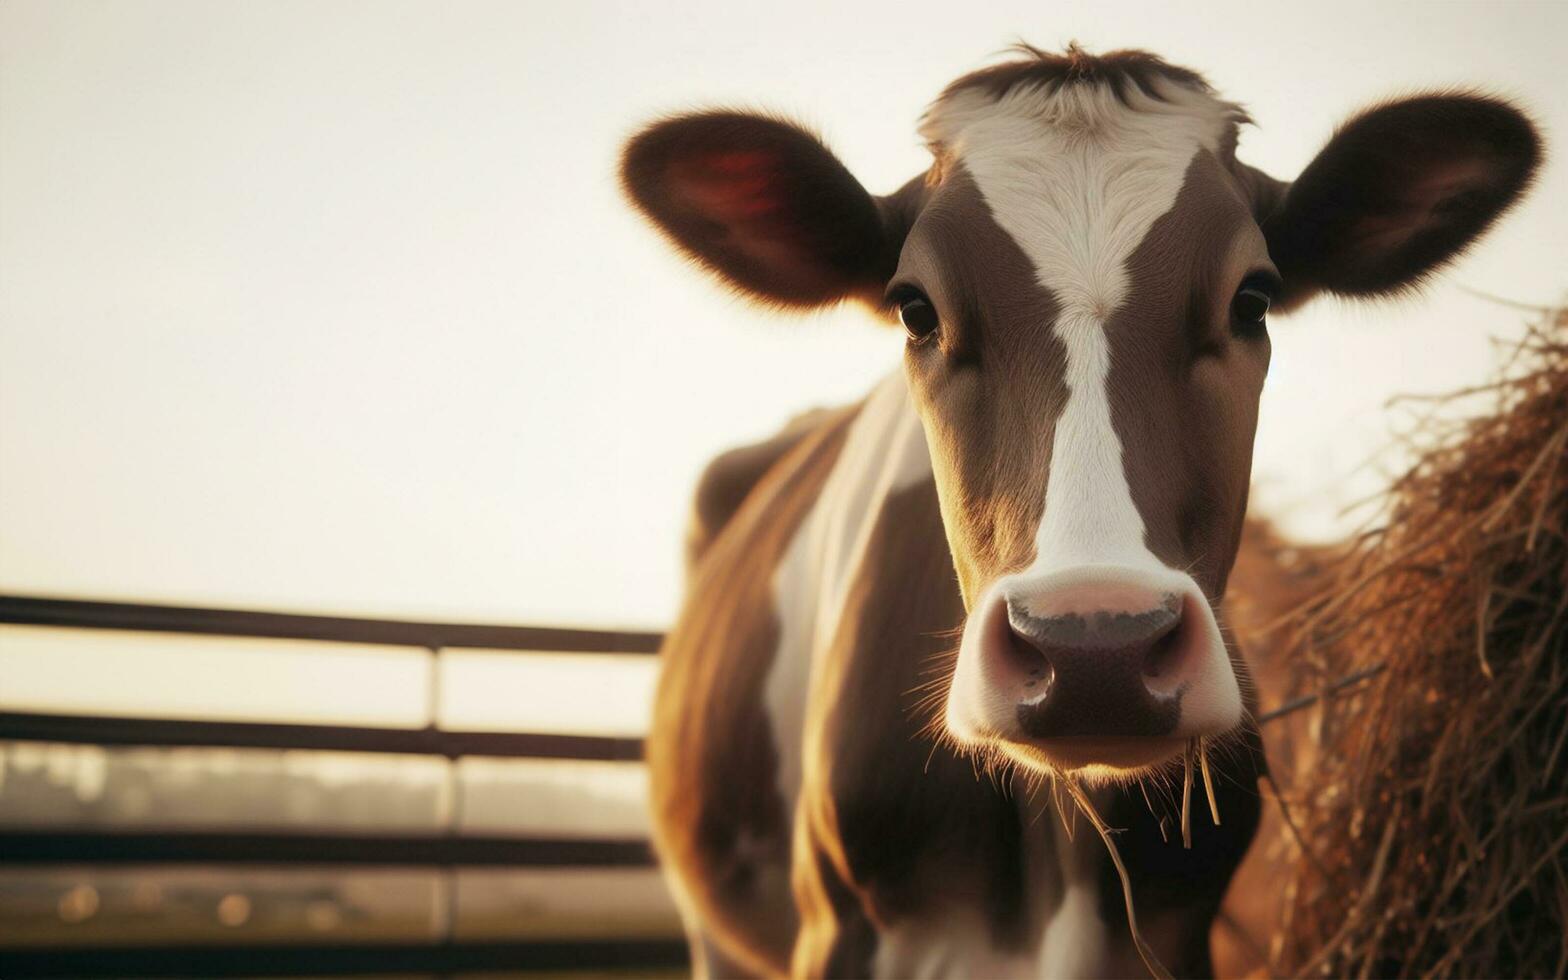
[{"left": 1004, "top": 588, "right": 1189, "bottom": 739}]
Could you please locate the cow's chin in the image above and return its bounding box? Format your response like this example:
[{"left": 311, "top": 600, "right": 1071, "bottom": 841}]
[{"left": 993, "top": 735, "right": 1190, "bottom": 784}]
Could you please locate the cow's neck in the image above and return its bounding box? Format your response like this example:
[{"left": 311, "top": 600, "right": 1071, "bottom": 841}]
[
  {"left": 775, "top": 369, "right": 1258, "bottom": 976},
  {"left": 775, "top": 372, "right": 1107, "bottom": 974}
]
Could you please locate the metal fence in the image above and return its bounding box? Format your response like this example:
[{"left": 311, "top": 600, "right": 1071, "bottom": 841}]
[{"left": 0, "top": 594, "right": 688, "bottom": 978}]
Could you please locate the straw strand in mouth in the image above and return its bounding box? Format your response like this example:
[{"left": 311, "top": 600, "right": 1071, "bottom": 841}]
[
  {"left": 1181, "top": 738, "right": 1195, "bottom": 849},
  {"left": 1200, "top": 736, "right": 1221, "bottom": 826},
  {"left": 1063, "top": 776, "right": 1174, "bottom": 980}
]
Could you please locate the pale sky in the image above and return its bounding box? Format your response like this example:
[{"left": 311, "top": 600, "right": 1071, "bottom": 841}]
[{"left": 3, "top": 0, "right": 1565, "bottom": 631}]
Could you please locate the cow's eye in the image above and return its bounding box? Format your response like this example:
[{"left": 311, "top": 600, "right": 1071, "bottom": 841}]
[
  {"left": 898, "top": 293, "right": 940, "bottom": 343},
  {"left": 1231, "top": 276, "right": 1276, "bottom": 332},
  {"left": 1233, "top": 289, "right": 1270, "bottom": 322}
]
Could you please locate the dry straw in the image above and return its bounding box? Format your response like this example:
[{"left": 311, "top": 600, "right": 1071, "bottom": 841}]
[{"left": 1266, "top": 304, "right": 1568, "bottom": 977}]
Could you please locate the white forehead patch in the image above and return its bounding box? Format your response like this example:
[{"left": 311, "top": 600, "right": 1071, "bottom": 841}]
[{"left": 923, "top": 78, "right": 1241, "bottom": 573}]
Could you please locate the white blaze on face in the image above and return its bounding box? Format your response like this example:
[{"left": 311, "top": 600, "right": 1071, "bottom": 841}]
[{"left": 924, "top": 80, "right": 1238, "bottom": 576}]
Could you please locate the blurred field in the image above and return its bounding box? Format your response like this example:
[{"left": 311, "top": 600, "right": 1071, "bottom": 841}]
[
  {"left": 0, "top": 866, "right": 680, "bottom": 948},
  {"left": 0, "top": 629, "right": 681, "bottom": 965}
]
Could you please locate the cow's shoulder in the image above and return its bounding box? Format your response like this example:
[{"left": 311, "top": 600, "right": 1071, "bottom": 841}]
[
  {"left": 648, "top": 400, "right": 862, "bottom": 976},
  {"left": 685, "top": 406, "right": 841, "bottom": 571}
]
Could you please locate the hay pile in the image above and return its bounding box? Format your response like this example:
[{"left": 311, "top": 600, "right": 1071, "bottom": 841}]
[{"left": 1268, "top": 304, "right": 1568, "bottom": 978}]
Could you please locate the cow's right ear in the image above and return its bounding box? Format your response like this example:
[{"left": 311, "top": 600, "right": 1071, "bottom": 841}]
[{"left": 621, "top": 111, "right": 907, "bottom": 309}]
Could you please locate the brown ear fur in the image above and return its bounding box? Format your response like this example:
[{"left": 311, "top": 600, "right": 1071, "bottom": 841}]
[
  {"left": 1263, "top": 94, "right": 1542, "bottom": 307},
  {"left": 621, "top": 111, "right": 906, "bottom": 309}
]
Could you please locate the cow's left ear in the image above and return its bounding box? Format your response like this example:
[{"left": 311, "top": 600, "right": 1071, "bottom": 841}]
[{"left": 1262, "top": 94, "right": 1542, "bottom": 309}]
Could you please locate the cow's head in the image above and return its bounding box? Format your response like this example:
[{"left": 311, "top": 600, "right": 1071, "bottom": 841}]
[{"left": 621, "top": 47, "right": 1540, "bottom": 780}]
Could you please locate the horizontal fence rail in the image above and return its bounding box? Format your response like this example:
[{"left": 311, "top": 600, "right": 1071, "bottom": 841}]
[
  {"left": 0, "top": 830, "right": 657, "bottom": 866},
  {"left": 0, "top": 594, "right": 680, "bottom": 977},
  {"left": 0, "top": 709, "right": 644, "bottom": 761},
  {"left": 0, "top": 594, "right": 664, "bottom": 654},
  {"left": 0, "top": 939, "right": 691, "bottom": 978}
]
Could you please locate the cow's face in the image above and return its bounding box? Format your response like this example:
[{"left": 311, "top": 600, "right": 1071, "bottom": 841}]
[
  {"left": 897, "top": 70, "right": 1272, "bottom": 777},
  {"left": 622, "top": 48, "right": 1540, "bottom": 779}
]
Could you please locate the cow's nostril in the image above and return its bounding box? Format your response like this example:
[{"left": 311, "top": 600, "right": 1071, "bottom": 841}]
[
  {"left": 1021, "top": 654, "right": 1053, "bottom": 695},
  {"left": 1140, "top": 619, "right": 1184, "bottom": 682},
  {"left": 1004, "top": 626, "right": 1055, "bottom": 695}
]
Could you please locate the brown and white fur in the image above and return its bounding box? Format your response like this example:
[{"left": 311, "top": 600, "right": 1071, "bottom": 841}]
[{"left": 621, "top": 46, "right": 1540, "bottom": 978}]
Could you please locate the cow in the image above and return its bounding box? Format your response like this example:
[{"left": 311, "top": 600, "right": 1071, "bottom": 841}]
[{"left": 619, "top": 45, "right": 1540, "bottom": 978}]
